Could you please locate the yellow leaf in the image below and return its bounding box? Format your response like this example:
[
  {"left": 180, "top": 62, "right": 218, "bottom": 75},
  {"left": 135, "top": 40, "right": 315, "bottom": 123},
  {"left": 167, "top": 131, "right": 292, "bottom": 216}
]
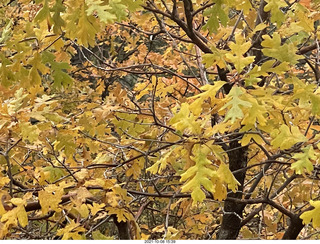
[
  {"left": 78, "top": 204, "right": 89, "bottom": 218},
  {"left": 300, "top": 200, "right": 320, "bottom": 228},
  {"left": 271, "top": 124, "right": 307, "bottom": 150},
  {"left": 88, "top": 202, "right": 106, "bottom": 216},
  {"left": 38, "top": 185, "right": 64, "bottom": 214},
  {"left": 56, "top": 220, "right": 86, "bottom": 240},
  {"left": 217, "top": 163, "right": 240, "bottom": 192}
]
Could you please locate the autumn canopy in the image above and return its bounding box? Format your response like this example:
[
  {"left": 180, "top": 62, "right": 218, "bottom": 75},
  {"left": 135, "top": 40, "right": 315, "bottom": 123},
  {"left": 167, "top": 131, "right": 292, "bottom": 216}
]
[{"left": 0, "top": 0, "right": 320, "bottom": 240}]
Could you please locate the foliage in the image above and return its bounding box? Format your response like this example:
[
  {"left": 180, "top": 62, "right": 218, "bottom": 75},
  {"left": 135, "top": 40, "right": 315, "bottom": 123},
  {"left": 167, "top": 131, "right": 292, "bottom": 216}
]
[{"left": 0, "top": 0, "right": 320, "bottom": 240}]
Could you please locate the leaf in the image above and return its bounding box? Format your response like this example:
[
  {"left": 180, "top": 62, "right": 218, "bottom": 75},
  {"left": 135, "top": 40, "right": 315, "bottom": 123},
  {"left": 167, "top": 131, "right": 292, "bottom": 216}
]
[
  {"left": 271, "top": 124, "right": 307, "bottom": 150},
  {"left": 0, "top": 19, "right": 13, "bottom": 44},
  {"left": 56, "top": 220, "right": 86, "bottom": 240},
  {"left": 38, "top": 185, "right": 64, "bottom": 214},
  {"left": 54, "top": 133, "right": 77, "bottom": 158},
  {"left": 105, "top": 207, "right": 132, "bottom": 222},
  {"left": 19, "top": 122, "right": 39, "bottom": 143},
  {"left": 86, "top": 0, "right": 116, "bottom": 23},
  {"left": 220, "top": 87, "right": 252, "bottom": 123},
  {"left": 241, "top": 97, "right": 268, "bottom": 126},
  {"left": 1, "top": 198, "right": 28, "bottom": 228},
  {"left": 202, "top": 47, "right": 227, "bottom": 69},
  {"left": 92, "top": 230, "right": 113, "bottom": 240},
  {"left": 41, "top": 51, "right": 73, "bottom": 88},
  {"left": 43, "top": 166, "right": 65, "bottom": 183},
  {"left": 189, "top": 81, "right": 226, "bottom": 116},
  {"left": 310, "top": 94, "right": 320, "bottom": 115},
  {"left": 225, "top": 33, "right": 255, "bottom": 73},
  {"left": 261, "top": 33, "right": 304, "bottom": 64},
  {"left": 33, "top": 0, "right": 50, "bottom": 23},
  {"left": 203, "top": 0, "right": 228, "bottom": 33},
  {"left": 169, "top": 103, "right": 202, "bottom": 134},
  {"left": 180, "top": 144, "right": 217, "bottom": 204},
  {"left": 88, "top": 202, "right": 106, "bottom": 216},
  {"left": 300, "top": 200, "right": 320, "bottom": 228},
  {"left": 86, "top": 0, "right": 127, "bottom": 23},
  {"left": 216, "top": 163, "right": 240, "bottom": 192},
  {"left": 264, "top": 0, "right": 287, "bottom": 25},
  {"left": 147, "top": 151, "right": 171, "bottom": 174},
  {"left": 51, "top": 0, "right": 66, "bottom": 34},
  {"left": 291, "top": 146, "right": 316, "bottom": 175}
]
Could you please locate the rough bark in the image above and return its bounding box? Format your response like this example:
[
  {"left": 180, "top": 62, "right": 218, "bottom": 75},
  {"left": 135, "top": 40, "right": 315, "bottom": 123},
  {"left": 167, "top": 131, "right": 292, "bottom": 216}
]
[{"left": 216, "top": 140, "right": 248, "bottom": 239}]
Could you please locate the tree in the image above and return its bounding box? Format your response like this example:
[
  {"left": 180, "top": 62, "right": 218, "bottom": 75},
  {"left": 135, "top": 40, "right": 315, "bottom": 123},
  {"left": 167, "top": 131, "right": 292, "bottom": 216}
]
[{"left": 0, "top": 0, "right": 320, "bottom": 240}]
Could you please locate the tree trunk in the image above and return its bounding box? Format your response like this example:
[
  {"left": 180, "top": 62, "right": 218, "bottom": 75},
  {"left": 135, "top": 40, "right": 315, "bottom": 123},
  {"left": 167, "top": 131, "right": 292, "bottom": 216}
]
[
  {"left": 113, "top": 215, "right": 131, "bottom": 239},
  {"left": 282, "top": 215, "right": 304, "bottom": 240},
  {"left": 216, "top": 140, "right": 248, "bottom": 239}
]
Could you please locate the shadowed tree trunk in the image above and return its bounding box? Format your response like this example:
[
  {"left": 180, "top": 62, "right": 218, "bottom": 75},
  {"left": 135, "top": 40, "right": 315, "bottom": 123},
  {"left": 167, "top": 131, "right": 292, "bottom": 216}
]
[
  {"left": 113, "top": 215, "right": 131, "bottom": 240},
  {"left": 282, "top": 215, "right": 304, "bottom": 240},
  {"left": 217, "top": 140, "right": 248, "bottom": 239}
]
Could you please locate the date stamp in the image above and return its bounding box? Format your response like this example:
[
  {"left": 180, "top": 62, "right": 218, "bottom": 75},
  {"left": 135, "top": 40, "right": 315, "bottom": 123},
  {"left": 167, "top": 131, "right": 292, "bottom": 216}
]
[{"left": 144, "top": 240, "right": 176, "bottom": 244}]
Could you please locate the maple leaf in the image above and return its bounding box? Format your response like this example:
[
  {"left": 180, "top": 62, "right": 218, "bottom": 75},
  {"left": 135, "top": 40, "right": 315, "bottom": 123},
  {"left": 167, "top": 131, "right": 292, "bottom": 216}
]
[
  {"left": 291, "top": 146, "right": 316, "bottom": 175},
  {"left": 300, "top": 200, "right": 320, "bottom": 228},
  {"left": 1, "top": 197, "right": 29, "bottom": 228},
  {"left": 88, "top": 202, "right": 106, "bottom": 216},
  {"left": 38, "top": 185, "right": 64, "bottom": 214}
]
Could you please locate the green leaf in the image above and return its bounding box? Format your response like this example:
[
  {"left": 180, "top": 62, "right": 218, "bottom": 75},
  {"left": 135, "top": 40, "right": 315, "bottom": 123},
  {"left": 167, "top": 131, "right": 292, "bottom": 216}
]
[
  {"left": 85, "top": 0, "right": 127, "bottom": 23},
  {"left": 203, "top": 0, "right": 228, "bottom": 33},
  {"left": 264, "top": 0, "right": 287, "bottom": 26},
  {"left": 92, "top": 230, "right": 113, "bottom": 240},
  {"left": 41, "top": 51, "right": 73, "bottom": 88},
  {"left": 43, "top": 166, "right": 66, "bottom": 183},
  {"left": 51, "top": 0, "right": 66, "bottom": 33},
  {"left": 33, "top": 0, "right": 50, "bottom": 23}
]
